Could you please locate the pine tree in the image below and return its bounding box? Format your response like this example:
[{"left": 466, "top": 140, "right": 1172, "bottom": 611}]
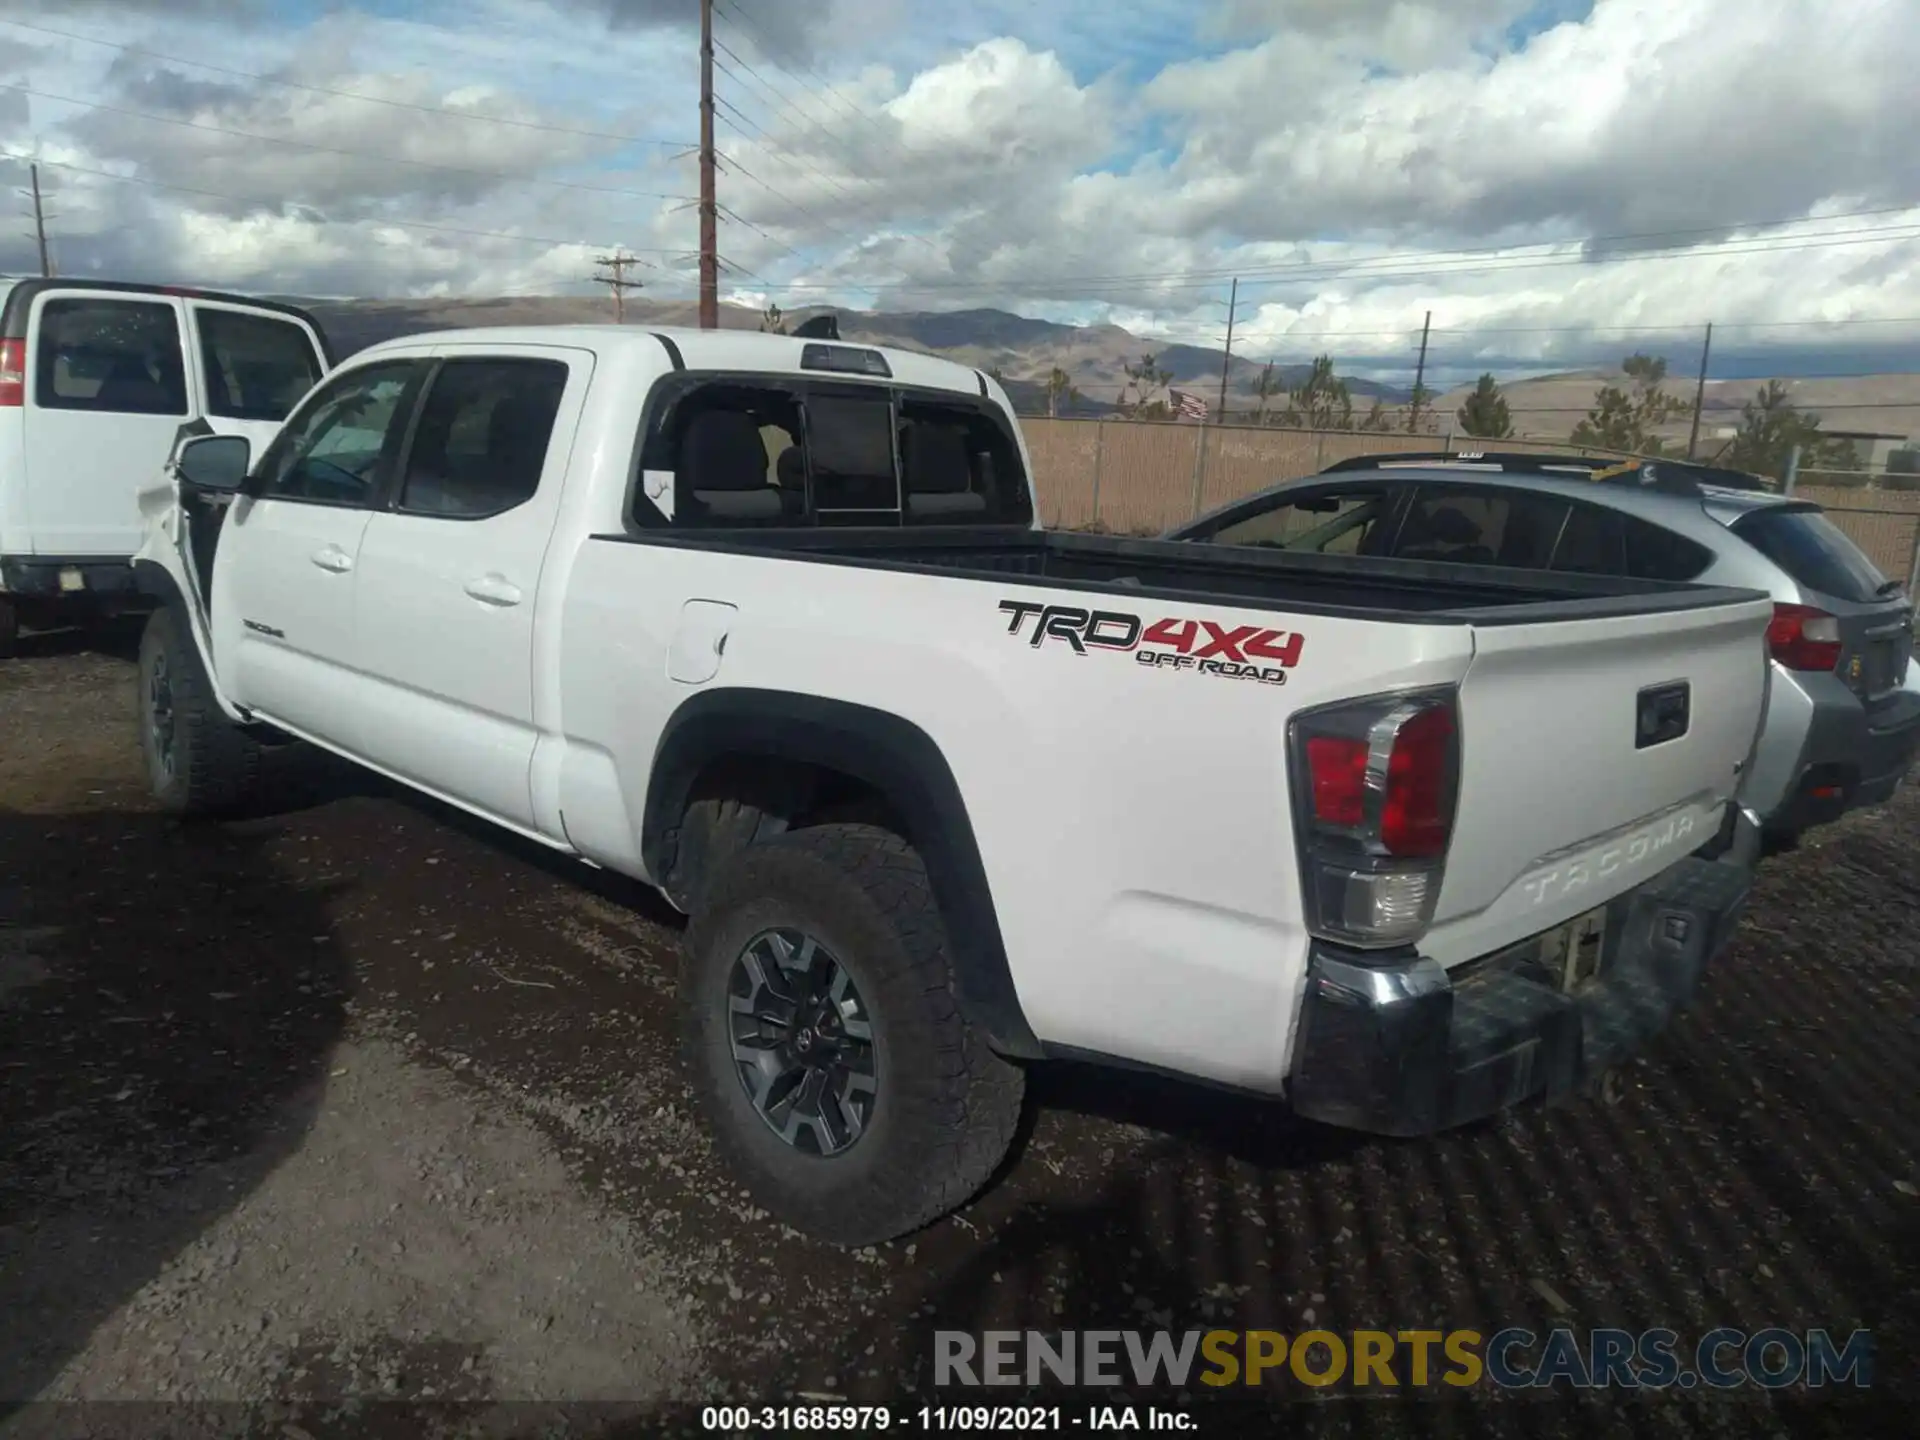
[{"left": 1456, "top": 373, "right": 1513, "bottom": 438}]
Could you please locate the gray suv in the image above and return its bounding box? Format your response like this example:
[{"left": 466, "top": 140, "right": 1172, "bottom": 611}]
[{"left": 1170, "top": 452, "right": 1920, "bottom": 849}]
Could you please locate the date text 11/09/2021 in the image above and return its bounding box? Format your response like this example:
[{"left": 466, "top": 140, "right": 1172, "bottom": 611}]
[{"left": 700, "top": 1406, "right": 1186, "bottom": 1432}]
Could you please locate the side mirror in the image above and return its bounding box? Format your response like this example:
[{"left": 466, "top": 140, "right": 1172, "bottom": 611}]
[{"left": 174, "top": 434, "right": 252, "bottom": 493}]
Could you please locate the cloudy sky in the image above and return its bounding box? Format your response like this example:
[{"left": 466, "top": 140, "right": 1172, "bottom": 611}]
[{"left": 3, "top": 0, "right": 1918, "bottom": 384}]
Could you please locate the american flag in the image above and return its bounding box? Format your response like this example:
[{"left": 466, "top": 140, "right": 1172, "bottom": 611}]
[{"left": 1171, "top": 389, "right": 1210, "bottom": 421}]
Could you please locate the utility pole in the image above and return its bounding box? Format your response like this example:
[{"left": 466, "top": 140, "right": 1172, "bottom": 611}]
[
  {"left": 25, "top": 163, "right": 52, "bottom": 277},
  {"left": 697, "top": 0, "right": 719, "bottom": 330},
  {"left": 1686, "top": 321, "right": 1714, "bottom": 459},
  {"left": 1408, "top": 310, "right": 1431, "bottom": 432},
  {"left": 593, "top": 251, "right": 644, "bottom": 323},
  {"left": 1215, "top": 277, "right": 1239, "bottom": 419}
]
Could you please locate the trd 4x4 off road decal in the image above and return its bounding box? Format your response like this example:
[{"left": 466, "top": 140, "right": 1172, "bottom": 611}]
[{"left": 997, "top": 600, "right": 1302, "bottom": 685}]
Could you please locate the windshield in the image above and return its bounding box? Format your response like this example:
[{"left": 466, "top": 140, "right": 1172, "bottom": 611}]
[{"left": 1733, "top": 506, "right": 1893, "bottom": 604}]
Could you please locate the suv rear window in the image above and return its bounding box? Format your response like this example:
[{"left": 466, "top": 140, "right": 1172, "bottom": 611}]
[{"left": 1733, "top": 506, "right": 1890, "bottom": 603}]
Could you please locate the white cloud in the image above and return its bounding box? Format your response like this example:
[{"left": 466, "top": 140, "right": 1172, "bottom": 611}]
[{"left": 2, "top": 0, "right": 1917, "bottom": 385}]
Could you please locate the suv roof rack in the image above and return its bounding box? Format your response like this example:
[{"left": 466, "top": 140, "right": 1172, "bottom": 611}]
[
  {"left": 1319, "top": 450, "right": 1620, "bottom": 475},
  {"left": 1318, "top": 450, "right": 1776, "bottom": 496}
]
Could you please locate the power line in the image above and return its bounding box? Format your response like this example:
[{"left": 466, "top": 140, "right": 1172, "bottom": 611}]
[
  {"left": 710, "top": 73, "right": 886, "bottom": 218},
  {"left": 0, "top": 150, "right": 687, "bottom": 255},
  {"left": 12, "top": 86, "right": 695, "bottom": 206},
  {"left": 711, "top": 0, "right": 925, "bottom": 173},
  {"left": 709, "top": 138, "right": 883, "bottom": 255},
  {"left": 707, "top": 55, "right": 945, "bottom": 258},
  {"left": 0, "top": 17, "right": 693, "bottom": 151},
  {"left": 769, "top": 222, "right": 1920, "bottom": 301},
  {"left": 756, "top": 206, "right": 1920, "bottom": 298}
]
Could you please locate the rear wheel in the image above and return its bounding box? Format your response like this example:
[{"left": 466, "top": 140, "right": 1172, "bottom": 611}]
[
  {"left": 0, "top": 596, "right": 16, "bottom": 660},
  {"left": 138, "top": 607, "right": 266, "bottom": 817},
  {"left": 682, "top": 823, "right": 1025, "bottom": 1245}
]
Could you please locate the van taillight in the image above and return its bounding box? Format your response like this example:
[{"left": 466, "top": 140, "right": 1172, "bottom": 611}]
[
  {"left": 1290, "top": 691, "right": 1460, "bottom": 947},
  {"left": 1767, "top": 603, "right": 1842, "bottom": 672},
  {"left": 0, "top": 339, "right": 24, "bottom": 407}
]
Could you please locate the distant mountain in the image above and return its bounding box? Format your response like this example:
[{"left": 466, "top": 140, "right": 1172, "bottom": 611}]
[
  {"left": 283, "top": 295, "right": 1920, "bottom": 442},
  {"left": 288, "top": 296, "right": 1412, "bottom": 413}
]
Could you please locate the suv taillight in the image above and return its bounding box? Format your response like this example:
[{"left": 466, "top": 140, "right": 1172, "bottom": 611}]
[
  {"left": 0, "top": 339, "right": 24, "bottom": 407},
  {"left": 1289, "top": 690, "right": 1459, "bottom": 948},
  {"left": 1767, "top": 603, "right": 1842, "bottom": 672}
]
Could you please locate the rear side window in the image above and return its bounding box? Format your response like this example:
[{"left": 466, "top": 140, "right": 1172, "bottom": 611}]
[
  {"left": 1205, "top": 489, "right": 1392, "bottom": 554},
  {"left": 638, "top": 379, "right": 1034, "bottom": 529},
  {"left": 1620, "top": 514, "right": 1713, "bottom": 582},
  {"left": 1734, "top": 506, "right": 1890, "bottom": 602},
  {"left": 399, "top": 359, "right": 568, "bottom": 519},
  {"left": 34, "top": 298, "right": 187, "bottom": 416},
  {"left": 1391, "top": 487, "right": 1567, "bottom": 568},
  {"left": 196, "top": 308, "right": 323, "bottom": 421},
  {"left": 1550, "top": 506, "right": 1713, "bottom": 581}
]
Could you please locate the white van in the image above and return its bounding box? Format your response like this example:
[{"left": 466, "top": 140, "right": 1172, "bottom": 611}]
[{"left": 0, "top": 278, "right": 331, "bottom": 655}]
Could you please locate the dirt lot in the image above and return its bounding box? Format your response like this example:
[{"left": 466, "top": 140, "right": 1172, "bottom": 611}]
[{"left": 1, "top": 636, "right": 1915, "bottom": 1437}]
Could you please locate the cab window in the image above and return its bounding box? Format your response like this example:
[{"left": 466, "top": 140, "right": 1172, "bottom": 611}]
[
  {"left": 255, "top": 361, "right": 421, "bottom": 507},
  {"left": 634, "top": 379, "right": 1034, "bottom": 529}
]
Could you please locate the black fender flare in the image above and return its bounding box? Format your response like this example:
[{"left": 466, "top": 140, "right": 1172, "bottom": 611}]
[
  {"left": 643, "top": 688, "right": 1043, "bottom": 1059},
  {"left": 132, "top": 556, "right": 189, "bottom": 610}
]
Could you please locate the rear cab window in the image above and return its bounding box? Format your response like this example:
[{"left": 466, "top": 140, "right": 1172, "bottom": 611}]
[
  {"left": 32, "top": 297, "right": 188, "bottom": 416},
  {"left": 195, "top": 307, "right": 325, "bottom": 421},
  {"left": 632, "top": 376, "right": 1033, "bottom": 529},
  {"left": 1733, "top": 505, "right": 1892, "bottom": 602}
]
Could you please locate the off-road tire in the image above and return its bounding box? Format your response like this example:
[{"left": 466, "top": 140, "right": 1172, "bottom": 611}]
[
  {"left": 138, "top": 606, "right": 266, "bottom": 817},
  {"left": 0, "top": 596, "right": 17, "bottom": 660},
  {"left": 682, "top": 823, "right": 1026, "bottom": 1245}
]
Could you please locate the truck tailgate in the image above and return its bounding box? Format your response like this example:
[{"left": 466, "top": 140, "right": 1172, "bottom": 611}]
[{"left": 1422, "top": 594, "right": 1772, "bottom": 967}]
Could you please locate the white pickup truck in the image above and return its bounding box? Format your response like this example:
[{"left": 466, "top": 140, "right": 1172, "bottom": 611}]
[{"left": 132, "top": 325, "right": 1772, "bottom": 1245}]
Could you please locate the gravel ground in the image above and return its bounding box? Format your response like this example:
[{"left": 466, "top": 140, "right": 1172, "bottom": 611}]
[{"left": 1, "top": 635, "right": 1915, "bottom": 1438}]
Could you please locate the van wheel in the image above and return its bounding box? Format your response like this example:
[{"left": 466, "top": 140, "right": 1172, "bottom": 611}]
[
  {"left": 138, "top": 607, "right": 264, "bottom": 817},
  {"left": 682, "top": 823, "right": 1026, "bottom": 1246},
  {"left": 0, "top": 597, "right": 16, "bottom": 659}
]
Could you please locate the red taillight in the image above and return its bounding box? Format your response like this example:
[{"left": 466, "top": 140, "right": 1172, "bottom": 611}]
[
  {"left": 1381, "top": 703, "right": 1455, "bottom": 858},
  {"left": 1306, "top": 735, "right": 1368, "bottom": 826},
  {"left": 0, "top": 338, "right": 24, "bottom": 407},
  {"left": 1292, "top": 693, "right": 1459, "bottom": 947},
  {"left": 1767, "top": 603, "right": 1842, "bottom": 672}
]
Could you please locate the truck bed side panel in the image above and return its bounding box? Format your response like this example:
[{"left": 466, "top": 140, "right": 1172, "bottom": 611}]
[{"left": 554, "top": 538, "right": 1477, "bottom": 1089}]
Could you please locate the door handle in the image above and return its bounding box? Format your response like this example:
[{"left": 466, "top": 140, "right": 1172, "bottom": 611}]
[
  {"left": 463, "top": 574, "right": 523, "bottom": 608},
  {"left": 310, "top": 545, "right": 354, "bottom": 574}
]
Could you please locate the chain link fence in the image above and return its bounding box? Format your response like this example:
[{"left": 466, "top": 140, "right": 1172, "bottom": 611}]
[{"left": 1020, "top": 416, "right": 1920, "bottom": 589}]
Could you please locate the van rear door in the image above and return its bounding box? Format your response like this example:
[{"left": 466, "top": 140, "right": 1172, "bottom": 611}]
[
  {"left": 184, "top": 298, "right": 329, "bottom": 455},
  {"left": 19, "top": 288, "right": 192, "bottom": 557}
]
